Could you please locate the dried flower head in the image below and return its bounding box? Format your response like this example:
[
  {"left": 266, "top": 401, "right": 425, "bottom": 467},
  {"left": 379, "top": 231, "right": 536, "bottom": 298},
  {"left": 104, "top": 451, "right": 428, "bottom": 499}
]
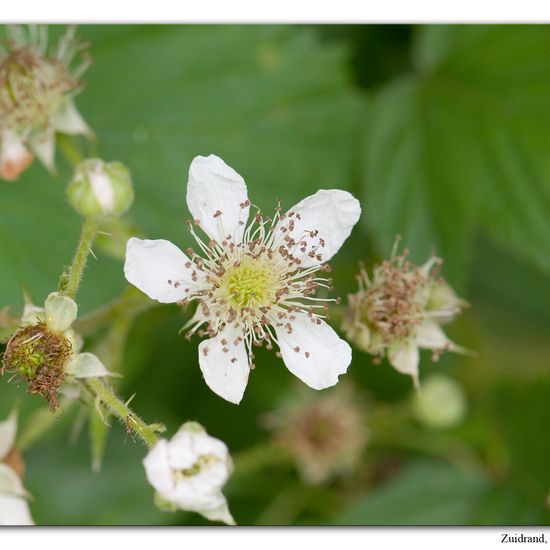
[
  {"left": 0, "top": 25, "right": 91, "bottom": 180},
  {"left": 1, "top": 292, "right": 114, "bottom": 409},
  {"left": 267, "top": 383, "right": 368, "bottom": 485},
  {"left": 342, "top": 240, "right": 468, "bottom": 388},
  {"left": 125, "top": 154, "right": 361, "bottom": 404},
  {"left": 3, "top": 323, "right": 72, "bottom": 408}
]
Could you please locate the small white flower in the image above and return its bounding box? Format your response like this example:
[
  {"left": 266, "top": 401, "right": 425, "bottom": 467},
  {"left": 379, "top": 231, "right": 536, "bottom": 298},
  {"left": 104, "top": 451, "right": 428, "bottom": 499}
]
[
  {"left": 124, "top": 155, "right": 361, "bottom": 404},
  {"left": 343, "top": 244, "right": 468, "bottom": 389},
  {"left": 0, "top": 25, "right": 91, "bottom": 180},
  {"left": 143, "top": 422, "right": 234, "bottom": 525},
  {"left": 0, "top": 411, "right": 34, "bottom": 525}
]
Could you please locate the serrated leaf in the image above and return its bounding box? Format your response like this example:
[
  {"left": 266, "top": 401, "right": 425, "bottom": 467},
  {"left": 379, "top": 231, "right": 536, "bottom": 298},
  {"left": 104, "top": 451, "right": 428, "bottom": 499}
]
[{"left": 365, "top": 25, "right": 550, "bottom": 285}]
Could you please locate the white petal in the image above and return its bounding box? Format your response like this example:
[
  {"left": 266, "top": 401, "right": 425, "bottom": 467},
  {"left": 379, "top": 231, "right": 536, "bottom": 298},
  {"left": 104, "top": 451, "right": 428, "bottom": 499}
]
[
  {"left": 416, "top": 321, "right": 451, "bottom": 350},
  {"left": 44, "top": 292, "right": 78, "bottom": 333},
  {"left": 65, "top": 353, "right": 119, "bottom": 379},
  {"left": 388, "top": 340, "right": 420, "bottom": 389},
  {"left": 169, "top": 423, "right": 229, "bottom": 470},
  {"left": 416, "top": 320, "right": 469, "bottom": 355},
  {"left": 28, "top": 128, "right": 55, "bottom": 172},
  {"left": 53, "top": 99, "right": 92, "bottom": 136},
  {"left": 275, "top": 189, "right": 361, "bottom": 268},
  {"left": 0, "top": 411, "right": 17, "bottom": 461},
  {"left": 198, "top": 324, "right": 250, "bottom": 404},
  {"left": 186, "top": 155, "right": 250, "bottom": 245},
  {"left": 275, "top": 313, "right": 351, "bottom": 390},
  {"left": 143, "top": 439, "right": 174, "bottom": 497},
  {"left": 0, "top": 494, "right": 34, "bottom": 526},
  {"left": 124, "top": 238, "right": 203, "bottom": 304},
  {"left": 200, "top": 500, "right": 235, "bottom": 526},
  {"left": 0, "top": 465, "right": 34, "bottom": 526}
]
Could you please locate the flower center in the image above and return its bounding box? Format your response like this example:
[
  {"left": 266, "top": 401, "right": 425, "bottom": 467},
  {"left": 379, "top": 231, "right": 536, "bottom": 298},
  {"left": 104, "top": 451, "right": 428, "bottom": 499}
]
[
  {"left": 173, "top": 454, "right": 219, "bottom": 480},
  {"left": 222, "top": 257, "right": 279, "bottom": 310},
  {"left": 183, "top": 201, "right": 337, "bottom": 367}
]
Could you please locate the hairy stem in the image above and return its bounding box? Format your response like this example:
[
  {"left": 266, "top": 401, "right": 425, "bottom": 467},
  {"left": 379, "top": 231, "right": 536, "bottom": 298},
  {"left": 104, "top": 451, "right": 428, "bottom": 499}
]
[
  {"left": 60, "top": 218, "right": 99, "bottom": 299},
  {"left": 85, "top": 377, "right": 165, "bottom": 448}
]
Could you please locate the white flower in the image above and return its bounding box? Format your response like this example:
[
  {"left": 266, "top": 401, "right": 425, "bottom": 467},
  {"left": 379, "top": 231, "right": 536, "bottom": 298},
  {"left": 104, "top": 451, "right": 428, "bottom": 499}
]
[
  {"left": 143, "top": 422, "right": 234, "bottom": 525},
  {"left": 124, "top": 154, "right": 361, "bottom": 404},
  {"left": 2, "top": 292, "right": 116, "bottom": 409},
  {"left": 0, "top": 411, "right": 34, "bottom": 525},
  {"left": 343, "top": 245, "right": 468, "bottom": 389},
  {"left": 0, "top": 25, "right": 91, "bottom": 180}
]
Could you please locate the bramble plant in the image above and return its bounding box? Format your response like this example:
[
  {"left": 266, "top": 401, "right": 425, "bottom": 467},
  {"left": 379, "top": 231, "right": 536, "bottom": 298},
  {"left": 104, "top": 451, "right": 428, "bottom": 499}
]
[{"left": 0, "top": 24, "right": 499, "bottom": 527}]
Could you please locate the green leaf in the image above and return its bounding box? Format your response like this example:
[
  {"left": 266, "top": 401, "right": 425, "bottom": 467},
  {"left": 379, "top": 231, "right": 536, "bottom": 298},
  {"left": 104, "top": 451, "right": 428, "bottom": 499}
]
[
  {"left": 335, "top": 460, "right": 488, "bottom": 525},
  {"left": 365, "top": 25, "right": 550, "bottom": 285}
]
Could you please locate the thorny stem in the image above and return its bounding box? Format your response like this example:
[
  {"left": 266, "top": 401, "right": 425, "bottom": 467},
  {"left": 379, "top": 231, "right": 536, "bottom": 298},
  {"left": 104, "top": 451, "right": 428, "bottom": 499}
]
[
  {"left": 84, "top": 377, "right": 165, "bottom": 448},
  {"left": 59, "top": 218, "right": 99, "bottom": 299}
]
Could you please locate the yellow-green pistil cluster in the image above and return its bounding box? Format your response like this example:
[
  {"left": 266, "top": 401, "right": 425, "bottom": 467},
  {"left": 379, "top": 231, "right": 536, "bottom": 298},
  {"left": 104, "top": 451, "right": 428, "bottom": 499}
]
[{"left": 223, "top": 258, "right": 279, "bottom": 310}]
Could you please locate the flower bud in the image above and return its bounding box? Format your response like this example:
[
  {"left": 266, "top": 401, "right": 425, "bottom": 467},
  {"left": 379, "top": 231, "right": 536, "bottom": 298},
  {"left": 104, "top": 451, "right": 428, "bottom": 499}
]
[
  {"left": 412, "top": 374, "right": 467, "bottom": 429},
  {"left": 143, "top": 422, "right": 235, "bottom": 525},
  {"left": 67, "top": 159, "right": 134, "bottom": 218}
]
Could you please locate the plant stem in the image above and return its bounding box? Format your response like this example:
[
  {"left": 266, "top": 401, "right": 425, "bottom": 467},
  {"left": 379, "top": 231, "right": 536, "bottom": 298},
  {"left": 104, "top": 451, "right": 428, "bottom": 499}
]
[
  {"left": 85, "top": 377, "right": 165, "bottom": 448},
  {"left": 60, "top": 218, "right": 99, "bottom": 299},
  {"left": 56, "top": 134, "right": 83, "bottom": 169}
]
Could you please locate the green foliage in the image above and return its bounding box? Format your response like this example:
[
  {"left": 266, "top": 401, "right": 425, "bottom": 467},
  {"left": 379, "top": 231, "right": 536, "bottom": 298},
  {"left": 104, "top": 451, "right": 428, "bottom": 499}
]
[
  {"left": 364, "top": 25, "right": 550, "bottom": 285},
  {"left": 1, "top": 24, "right": 549, "bottom": 527},
  {"left": 336, "top": 460, "right": 488, "bottom": 525}
]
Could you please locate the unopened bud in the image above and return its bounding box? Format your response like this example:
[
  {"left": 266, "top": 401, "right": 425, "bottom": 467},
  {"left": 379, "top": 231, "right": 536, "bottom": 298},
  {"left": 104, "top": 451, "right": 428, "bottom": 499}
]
[
  {"left": 67, "top": 159, "right": 134, "bottom": 219},
  {"left": 413, "top": 374, "right": 467, "bottom": 429}
]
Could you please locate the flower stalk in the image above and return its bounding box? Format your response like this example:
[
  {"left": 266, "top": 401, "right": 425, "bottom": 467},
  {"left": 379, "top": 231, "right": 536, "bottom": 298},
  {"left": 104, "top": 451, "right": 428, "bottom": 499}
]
[
  {"left": 60, "top": 217, "right": 99, "bottom": 299},
  {"left": 84, "top": 377, "right": 165, "bottom": 448}
]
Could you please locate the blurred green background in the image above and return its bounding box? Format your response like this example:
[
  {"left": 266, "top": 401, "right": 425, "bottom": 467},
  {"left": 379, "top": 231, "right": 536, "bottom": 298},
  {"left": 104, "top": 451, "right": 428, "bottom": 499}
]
[{"left": 0, "top": 24, "right": 549, "bottom": 525}]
